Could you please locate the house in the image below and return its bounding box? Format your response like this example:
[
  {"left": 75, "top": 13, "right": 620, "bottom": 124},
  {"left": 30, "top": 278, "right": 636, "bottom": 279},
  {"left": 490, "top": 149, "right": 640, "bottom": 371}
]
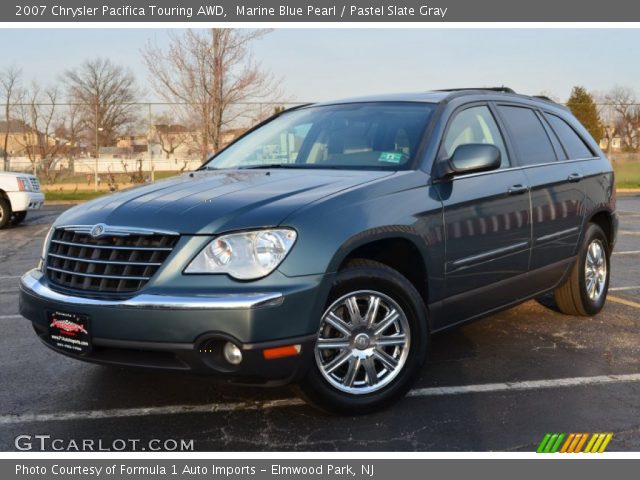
[
  {"left": 116, "top": 134, "right": 148, "bottom": 149},
  {"left": 220, "top": 128, "right": 246, "bottom": 148},
  {"left": 599, "top": 135, "right": 623, "bottom": 152},
  {"left": 0, "top": 120, "right": 57, "bottom": 158}
]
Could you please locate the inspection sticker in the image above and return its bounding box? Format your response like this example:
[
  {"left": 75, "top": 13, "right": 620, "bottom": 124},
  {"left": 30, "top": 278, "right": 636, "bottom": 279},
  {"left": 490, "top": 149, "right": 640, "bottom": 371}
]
[{"left": 379, "top": 152, "right": 404, "bottom": 163}]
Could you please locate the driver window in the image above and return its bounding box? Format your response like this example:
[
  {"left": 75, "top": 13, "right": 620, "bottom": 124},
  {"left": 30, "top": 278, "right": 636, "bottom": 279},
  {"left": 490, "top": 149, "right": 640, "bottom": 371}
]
[{"left": 443, "top": 106, "right": 510, "bottom": 168}]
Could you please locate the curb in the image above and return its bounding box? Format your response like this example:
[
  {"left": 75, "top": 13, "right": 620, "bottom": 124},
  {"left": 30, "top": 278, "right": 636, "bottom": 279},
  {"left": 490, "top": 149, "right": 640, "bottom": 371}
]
[{"left": 44, "top": 200, "right": 81, "bottom": 205}]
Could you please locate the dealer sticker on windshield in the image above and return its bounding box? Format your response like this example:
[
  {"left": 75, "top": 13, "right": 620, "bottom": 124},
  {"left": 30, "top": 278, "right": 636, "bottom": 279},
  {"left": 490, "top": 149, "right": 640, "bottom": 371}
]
[
  {"left": 378, "top": 152, "right": 404, "bottom": 164},
  {"left": 47, "top": 310, "right": 92, "bottom": 355}
]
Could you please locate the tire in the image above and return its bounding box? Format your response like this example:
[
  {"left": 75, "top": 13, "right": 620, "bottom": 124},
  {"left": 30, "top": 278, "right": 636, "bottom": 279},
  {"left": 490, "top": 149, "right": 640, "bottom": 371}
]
[
  {"left": 554, "top": 223, "right": 610, "bottom": 316},
  {"left": 299, "top": 259, "right": 429, "bottom": 414},
  {"left": 10, "top": 211, "right": 27, "bottom": 225},
  {"left": 0, "top": 197, "right": 11, "bottom": 229}
]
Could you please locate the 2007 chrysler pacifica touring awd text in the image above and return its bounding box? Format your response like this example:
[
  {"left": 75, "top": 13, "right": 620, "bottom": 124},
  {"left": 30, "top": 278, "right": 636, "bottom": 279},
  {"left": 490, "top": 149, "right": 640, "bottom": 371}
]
[{"left": 19, "top": 88, "right": 618, "bottom": 413}]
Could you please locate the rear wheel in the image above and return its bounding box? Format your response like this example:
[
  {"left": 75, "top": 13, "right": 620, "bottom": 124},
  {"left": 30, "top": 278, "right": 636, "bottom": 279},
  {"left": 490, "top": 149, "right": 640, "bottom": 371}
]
[
  {"left": 554, "top": 223, "right": 610, "bottom": 316},
  {"left": 10, "top": 211, "right": 27, "bottom": 225},
  {"left": 299, "top": 259, "right": 428, "bottom": 414},
  {"left": 0, "top": 197, "right": 11, "bottom": 229}
]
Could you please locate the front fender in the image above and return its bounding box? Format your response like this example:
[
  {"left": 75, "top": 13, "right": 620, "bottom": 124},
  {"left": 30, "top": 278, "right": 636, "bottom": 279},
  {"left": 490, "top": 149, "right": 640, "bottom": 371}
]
[{"left": 277, "top": 172, "right": 445, "bottom": 302}]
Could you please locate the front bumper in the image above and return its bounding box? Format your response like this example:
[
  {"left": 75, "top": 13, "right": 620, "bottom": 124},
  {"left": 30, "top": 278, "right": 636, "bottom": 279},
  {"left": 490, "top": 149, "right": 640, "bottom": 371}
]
[
  {"left": 9, "top": 191, "right": 45, "bottom": 211},
  {"left": 19, "top": 269, "right": 328, "bottom": 384}
]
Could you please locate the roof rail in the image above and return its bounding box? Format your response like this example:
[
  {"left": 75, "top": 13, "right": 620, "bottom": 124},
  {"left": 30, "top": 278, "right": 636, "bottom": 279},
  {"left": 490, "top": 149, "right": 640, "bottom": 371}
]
[
  {"left": 437, "top": 87, "right": 516, "bottom": 94},
  {"left": 532, "top": 95, "right": 555, "bottom": 103}
]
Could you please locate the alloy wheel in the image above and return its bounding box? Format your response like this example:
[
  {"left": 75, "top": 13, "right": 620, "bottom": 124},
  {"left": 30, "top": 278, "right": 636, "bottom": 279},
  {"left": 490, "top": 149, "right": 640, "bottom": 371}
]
[
  {"left": 585, "top": 239, "right": 607, "bottom": 301},
  {"left": 314, "top": 290, "right": 411, "bottom": 395}
]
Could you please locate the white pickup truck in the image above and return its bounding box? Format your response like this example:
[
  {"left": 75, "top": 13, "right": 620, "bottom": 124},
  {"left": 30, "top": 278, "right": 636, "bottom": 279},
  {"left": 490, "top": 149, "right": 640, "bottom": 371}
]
[{"left": 0, "top": 172, "right": 45, "bottom": 229}]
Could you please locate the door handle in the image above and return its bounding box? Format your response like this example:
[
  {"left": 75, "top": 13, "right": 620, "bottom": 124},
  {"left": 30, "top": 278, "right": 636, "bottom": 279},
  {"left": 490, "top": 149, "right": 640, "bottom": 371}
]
[
  {"left": 508, "top": 184, "right": 529, "bottom": 195},
  {"left": 567, "top": 173, "right": 583, "bottom": 183}
]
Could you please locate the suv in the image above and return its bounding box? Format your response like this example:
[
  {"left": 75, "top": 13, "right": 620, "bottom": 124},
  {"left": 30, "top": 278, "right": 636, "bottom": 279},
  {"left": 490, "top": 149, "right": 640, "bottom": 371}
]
[
  {"left": 0, "top": 172, "right": 44, "bottom": 229},
  {"left": 19, "top": 89, "right": 617, "bottom": 413}
]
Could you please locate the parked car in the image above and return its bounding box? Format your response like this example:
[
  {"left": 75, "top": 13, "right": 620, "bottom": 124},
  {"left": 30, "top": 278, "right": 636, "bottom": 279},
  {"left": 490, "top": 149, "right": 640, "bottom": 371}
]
[
  {"left": 19, "top": 88, "right": 617, "bottom": 413},
  {"left": 0, "top": 172, "right": 44, "bottom": 228}
]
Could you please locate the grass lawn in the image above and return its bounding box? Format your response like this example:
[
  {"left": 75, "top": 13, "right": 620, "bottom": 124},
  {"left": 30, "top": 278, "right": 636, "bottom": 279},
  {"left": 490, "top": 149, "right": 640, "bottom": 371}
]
[
  {"left": 43, "top": 190, "right": 109, "bottom": 201},
  {"left": 613, "top": 162, "right": 640, "bottom": 188}
]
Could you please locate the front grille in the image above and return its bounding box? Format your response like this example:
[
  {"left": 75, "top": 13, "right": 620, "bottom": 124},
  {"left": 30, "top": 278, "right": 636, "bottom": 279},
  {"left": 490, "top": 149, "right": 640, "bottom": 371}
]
[
  {"left": 46, "top": 227, "right": 179, "bottom": 295},
  {"left": 29, "top": 177, "right": 40, "bottom": 192}
]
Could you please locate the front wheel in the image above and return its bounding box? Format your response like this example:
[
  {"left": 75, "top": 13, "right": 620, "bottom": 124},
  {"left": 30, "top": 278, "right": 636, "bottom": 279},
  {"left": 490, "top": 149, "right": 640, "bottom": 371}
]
[
  {"left": 554, "top": 223, "right": 610, "bottom": 316},
  {"left": 0, "top": 197, "right": 11, "bottom": 229},
  {"left": 299, "top": 259, "right": 428, "bottom": 414}
]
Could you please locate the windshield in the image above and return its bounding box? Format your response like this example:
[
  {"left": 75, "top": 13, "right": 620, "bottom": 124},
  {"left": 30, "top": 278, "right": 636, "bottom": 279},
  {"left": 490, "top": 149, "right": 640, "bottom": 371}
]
[{"left": 203, "top": 102, "right": 435, "bottom": 170}]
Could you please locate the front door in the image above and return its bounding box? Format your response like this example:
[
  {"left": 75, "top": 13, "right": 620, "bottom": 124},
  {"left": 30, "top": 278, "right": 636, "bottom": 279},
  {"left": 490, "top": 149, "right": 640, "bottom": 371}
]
[{"left": 433, "top": 104, "right": 531, "bottom": 329}]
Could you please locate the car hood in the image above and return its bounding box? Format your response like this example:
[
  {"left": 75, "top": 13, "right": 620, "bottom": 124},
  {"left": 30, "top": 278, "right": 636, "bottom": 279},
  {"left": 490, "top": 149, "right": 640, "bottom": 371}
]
[{"left": 54, "top": 169, "right": 393, "bottom": 234}]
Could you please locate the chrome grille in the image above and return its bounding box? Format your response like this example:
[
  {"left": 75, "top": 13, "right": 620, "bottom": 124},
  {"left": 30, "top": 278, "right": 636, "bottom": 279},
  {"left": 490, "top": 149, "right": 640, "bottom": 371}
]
[
  {"left": 46, "top": 226, "right": 179, "bottom": 295},
  {"left": 29, "top": 177, "right": 41, "bottom": 192}
]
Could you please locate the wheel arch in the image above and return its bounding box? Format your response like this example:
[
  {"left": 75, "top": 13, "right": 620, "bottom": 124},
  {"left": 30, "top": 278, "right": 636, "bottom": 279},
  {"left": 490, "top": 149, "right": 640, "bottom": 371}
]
[
  {"left": 586, "top": 208, "right": 616, "bottom": 250},
  {"left": 327, "top": 227, "right": 431, "bottom": 308}
]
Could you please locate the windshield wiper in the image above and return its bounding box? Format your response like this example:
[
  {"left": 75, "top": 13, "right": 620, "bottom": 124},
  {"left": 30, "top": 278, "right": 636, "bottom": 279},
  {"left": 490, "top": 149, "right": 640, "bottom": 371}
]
[{"left": 237, "top": 164, "right": 303, "bottom": 169}]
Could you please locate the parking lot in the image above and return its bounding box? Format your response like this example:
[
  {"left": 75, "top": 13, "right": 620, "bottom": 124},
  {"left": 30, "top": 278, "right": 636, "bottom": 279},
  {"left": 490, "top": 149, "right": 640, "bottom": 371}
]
[{"left": 1, "top": 197, "right": 639, "bottom": 452}]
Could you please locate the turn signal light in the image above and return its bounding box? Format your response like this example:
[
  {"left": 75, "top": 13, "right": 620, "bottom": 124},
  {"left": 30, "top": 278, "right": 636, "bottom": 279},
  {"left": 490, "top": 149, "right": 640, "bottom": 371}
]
[{"left": 262, "top": 344, "right": 302, "bottom": 360}]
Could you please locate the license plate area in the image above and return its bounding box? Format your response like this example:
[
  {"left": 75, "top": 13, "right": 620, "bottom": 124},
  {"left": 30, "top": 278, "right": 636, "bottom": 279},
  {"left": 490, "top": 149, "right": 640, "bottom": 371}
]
[{"left": 47, "top": 310, "right": 92, "bottom": 355}]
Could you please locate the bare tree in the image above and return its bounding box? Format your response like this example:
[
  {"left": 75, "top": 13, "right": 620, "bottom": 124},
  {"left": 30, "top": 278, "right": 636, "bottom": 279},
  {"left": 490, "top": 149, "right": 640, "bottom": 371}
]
[
  {"left": 13, "top": 82, "right": 66, "bottom": 182},
  {"left": 153, "top": 116, "right": 192, "bottom": 159},
  {"left": 0, "top": 66, "right": 22, "bottom": 171},
  {"left": 142, "top": 29, "right": 282, "bottom": 160},
  {"left": 64, "top": 58, "right": 139, "bottom": 153},
  {"left": 605, "top": 86, "right": 640, "bottom": 152},
  {"left": 54, "top": 103, "right": 83, "bottom": 172}
]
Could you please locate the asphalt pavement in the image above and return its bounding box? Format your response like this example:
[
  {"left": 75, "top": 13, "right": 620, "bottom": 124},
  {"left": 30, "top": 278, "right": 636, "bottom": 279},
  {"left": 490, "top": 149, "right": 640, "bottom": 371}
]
[{"left": 1, "top": 197, "right": 639, "bottom": 452}]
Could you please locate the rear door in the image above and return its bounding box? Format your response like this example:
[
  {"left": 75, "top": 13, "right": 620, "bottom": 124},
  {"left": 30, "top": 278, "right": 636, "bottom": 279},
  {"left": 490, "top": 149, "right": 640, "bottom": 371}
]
[
  {"left": 433, "top": 104, "right": 532, "bottom": 328},
  {"left": 496, "top": 105, "right": 586, "bottom": 272}
]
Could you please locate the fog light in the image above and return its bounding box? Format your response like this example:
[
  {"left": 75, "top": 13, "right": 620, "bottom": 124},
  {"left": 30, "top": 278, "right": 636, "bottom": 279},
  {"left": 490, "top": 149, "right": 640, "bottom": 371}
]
[{"left": 223, "top": 342, "right": 243, "bottom": 365}]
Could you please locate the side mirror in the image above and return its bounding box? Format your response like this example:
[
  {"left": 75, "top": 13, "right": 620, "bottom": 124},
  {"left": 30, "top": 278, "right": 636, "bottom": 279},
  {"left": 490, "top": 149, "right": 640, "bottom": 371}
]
[{"left": 439, "top": 144, "right": 501, "bottom": 178}]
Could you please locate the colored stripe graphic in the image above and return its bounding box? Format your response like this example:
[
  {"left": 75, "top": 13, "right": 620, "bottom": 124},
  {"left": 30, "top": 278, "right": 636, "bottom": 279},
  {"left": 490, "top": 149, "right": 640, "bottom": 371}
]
[
  {"left": 559, "top": 433, "right": 575, "bottom": 453},
  {"left": 584, "top": 433, "right": 614, "bottom": 453},
  {"left": 550, "top": 433, "right": 565, "bottom": 453},
  {"left": 537, "top": 433, "right": 613, "bottom": 453},
  {"left": 574, "top": 433, "right": 589, "bottom": 452},
  {"left": 536, "top": 434, "right": 552, "bottom": 453},
  {"left": 598, "top": 433, "right": 613, "bottom": 453},
  {"left": 584, "top": 433, "right": 598, "bottom": 453}
]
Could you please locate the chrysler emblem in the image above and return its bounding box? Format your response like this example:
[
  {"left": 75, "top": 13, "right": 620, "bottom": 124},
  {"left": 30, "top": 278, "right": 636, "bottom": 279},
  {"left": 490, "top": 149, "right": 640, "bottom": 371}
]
[{"left": 90, "top": 223, "right": 107, "bottom": 238}]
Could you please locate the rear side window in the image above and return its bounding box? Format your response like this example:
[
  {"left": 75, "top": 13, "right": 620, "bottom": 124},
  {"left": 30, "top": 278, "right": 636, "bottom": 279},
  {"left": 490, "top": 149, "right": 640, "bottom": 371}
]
[
  {"left": 498, "top": 106, "right": 556, "bottom": 165},
  {"left": 545, "top": 113, "right": 594, "bottom": 159}
]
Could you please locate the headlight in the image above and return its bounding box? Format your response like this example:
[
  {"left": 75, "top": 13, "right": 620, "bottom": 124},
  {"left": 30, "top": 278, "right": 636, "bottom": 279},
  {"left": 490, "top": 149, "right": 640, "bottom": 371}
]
[
  {"left": 17, "top": 177, "right": 31, "bottom": 192},
  {"left": 184, "top": 229, "right": 297, "bottom": 280}
]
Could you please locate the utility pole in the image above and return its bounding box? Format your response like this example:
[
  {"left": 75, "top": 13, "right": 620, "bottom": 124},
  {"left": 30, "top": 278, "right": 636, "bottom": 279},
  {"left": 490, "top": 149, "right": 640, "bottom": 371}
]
[
  {"left": 94, "top": 102, "right": 99, "bottom": 192},
  {"left": 148, "top": 103, "right": 154, "bottom": 182}
]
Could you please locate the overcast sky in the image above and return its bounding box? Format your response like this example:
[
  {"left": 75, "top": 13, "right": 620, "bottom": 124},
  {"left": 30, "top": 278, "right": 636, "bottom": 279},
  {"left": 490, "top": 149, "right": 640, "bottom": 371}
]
[{"left": 0, "top": 28, "right": 638, "bottom": 103}]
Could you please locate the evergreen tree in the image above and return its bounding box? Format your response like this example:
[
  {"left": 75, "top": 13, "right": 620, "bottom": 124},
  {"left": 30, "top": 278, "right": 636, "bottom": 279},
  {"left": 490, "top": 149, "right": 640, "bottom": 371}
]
[{"left": 567, "top": 86, "right": 603, "bottom": 141}]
